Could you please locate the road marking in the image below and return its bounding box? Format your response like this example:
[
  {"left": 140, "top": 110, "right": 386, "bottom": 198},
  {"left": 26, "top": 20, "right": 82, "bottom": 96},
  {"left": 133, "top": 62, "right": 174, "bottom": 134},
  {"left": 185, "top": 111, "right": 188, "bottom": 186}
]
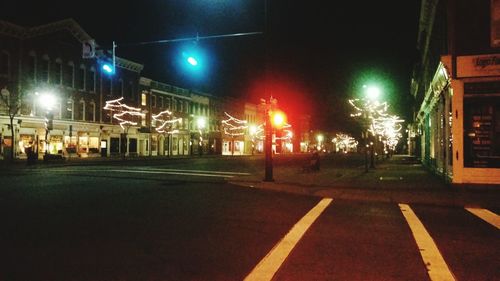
[
  {"left": 244, "top": 198, "right": 333, "bottom": 281},
  {"left": 399, "top": 204, "right": 456, "bottom": 281},
  {"left": 465, "top": 208, "right": 500, "bottom": 229},
  {"left": 141, "top": 167, "right": 251, "bottom": 175},
  {"left": 49, "top": 168, "right": 251, "bottom": 178},
  {"left": 108, "top": 169, "right": 235, "bottom": 178}
]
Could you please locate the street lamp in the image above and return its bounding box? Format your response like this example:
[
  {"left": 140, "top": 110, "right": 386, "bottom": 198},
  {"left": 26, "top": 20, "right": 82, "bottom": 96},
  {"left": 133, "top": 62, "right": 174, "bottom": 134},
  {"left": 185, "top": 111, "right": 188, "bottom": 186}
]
[{"left": 37, "top": 91, "right": 57, "bottom": 155}]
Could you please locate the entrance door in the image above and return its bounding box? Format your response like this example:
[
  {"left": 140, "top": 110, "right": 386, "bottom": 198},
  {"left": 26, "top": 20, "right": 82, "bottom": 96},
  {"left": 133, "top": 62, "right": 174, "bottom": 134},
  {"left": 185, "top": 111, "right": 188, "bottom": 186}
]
[{"left": 100, "top": 140, "right": 107, "bottom": 157}]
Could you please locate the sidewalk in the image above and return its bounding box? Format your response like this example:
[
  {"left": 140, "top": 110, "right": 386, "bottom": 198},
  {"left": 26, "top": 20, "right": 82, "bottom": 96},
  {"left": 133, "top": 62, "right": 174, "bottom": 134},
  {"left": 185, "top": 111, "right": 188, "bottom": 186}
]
[{"left": 230, "top": 154, "right": 500, "bottom": 208}]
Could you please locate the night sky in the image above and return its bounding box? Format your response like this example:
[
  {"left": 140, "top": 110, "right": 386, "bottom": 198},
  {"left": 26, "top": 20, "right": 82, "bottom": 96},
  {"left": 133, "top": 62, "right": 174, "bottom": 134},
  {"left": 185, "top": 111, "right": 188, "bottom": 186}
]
[{"left": 1, "top": 0, "right": 420, "bottom": 134}]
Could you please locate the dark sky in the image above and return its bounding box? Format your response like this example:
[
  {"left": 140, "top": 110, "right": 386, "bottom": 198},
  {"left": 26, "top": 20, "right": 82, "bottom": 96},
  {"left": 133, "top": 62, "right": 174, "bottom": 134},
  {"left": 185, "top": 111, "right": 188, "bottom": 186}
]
[{"left": 1, "top": 0, "right": 420, "bottom": 133}]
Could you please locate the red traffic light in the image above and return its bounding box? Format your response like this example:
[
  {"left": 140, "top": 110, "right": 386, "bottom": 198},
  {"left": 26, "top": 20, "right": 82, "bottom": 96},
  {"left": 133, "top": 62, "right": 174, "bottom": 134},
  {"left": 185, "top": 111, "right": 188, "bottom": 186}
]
[{"left": 271, "top": 111, "right": 286, "bottom": 128}]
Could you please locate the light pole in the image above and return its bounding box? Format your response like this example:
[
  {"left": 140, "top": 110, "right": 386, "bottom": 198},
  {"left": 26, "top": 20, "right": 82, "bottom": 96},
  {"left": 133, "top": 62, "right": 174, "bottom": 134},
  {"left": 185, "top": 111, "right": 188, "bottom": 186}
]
[{"left": 38, "top": 92, "right": 57, "bottom": 156}]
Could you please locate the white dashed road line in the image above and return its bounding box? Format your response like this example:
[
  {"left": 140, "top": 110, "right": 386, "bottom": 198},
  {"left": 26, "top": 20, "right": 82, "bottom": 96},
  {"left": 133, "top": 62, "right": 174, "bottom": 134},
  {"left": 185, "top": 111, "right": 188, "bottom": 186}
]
[
  {"left": 399, "top": 204, "right": 456, "bottom": 281},
  {"left": 465, "top": 208, "right": 500, "bottom": 229},
  {"left": 244, "top": 198, "right": 333, "bottom": 281},
  {"left": 49, "top": 167, "right": 250, "bottom": 178}
]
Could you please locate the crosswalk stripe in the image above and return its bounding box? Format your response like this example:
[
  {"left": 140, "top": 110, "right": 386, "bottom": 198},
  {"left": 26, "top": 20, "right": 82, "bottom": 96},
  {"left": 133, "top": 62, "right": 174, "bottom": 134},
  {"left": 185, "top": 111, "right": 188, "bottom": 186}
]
[
  {"left": 399, "top": 204, "right": 456, "bottom": 281},
  {"left": 465, "top": 208, "right": 500, "bottom": 229},
  {"left": 244, "top": 198, "right": 333, "bottom": 281}
]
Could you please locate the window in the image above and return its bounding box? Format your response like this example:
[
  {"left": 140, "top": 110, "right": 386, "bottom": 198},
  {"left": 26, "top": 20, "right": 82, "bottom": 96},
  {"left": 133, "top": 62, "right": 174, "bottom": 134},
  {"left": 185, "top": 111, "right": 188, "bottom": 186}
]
[
  {"left": 113, "top": 78, "right": 123, "bottom": 97},
  {"left": 166, "top": 97, "right": 171, "bottom": 110},
  {"left": 54, "top": 59, "right": 62, "bottom": 85},
  {"left": 159, "top": 96, "right": 163, "bottom": 108},
  {"left": 128, "top": 81, "right": 135, "bottom": 100},
  {"left": 152, "top": 95, "right": 156, "bottom": 108},
  {"left": 141, "top": 92, "right": 147, "bottom": 106},
  {"left": 39, "top": 55, "right": 49, "bottom": 83},
  {"left": 89, "top": 101, "right": 96, "bottom": 122},
  {"left": 76, "top": 64, "right": 85, "bottom": 90},
  {"left": 0, "top": 51, "right": 10, "bottom": 76},
  {"left": 79, "top": 99, "right": 85, "bottom": 121},
  {"left": 64, "top": 61, "right": 74, "bottom": 88},
  {"left": 102, "top": 75, "right": 111, "bottom": 97},
  {"left": 87, "top": 67, "right": 95, "bottom": 92},
  {"left": 66, "top": 98, "right": 74, "bottom": 120},
  {"left": 27, "top": 52, "right": 36, "bottom": 82}
]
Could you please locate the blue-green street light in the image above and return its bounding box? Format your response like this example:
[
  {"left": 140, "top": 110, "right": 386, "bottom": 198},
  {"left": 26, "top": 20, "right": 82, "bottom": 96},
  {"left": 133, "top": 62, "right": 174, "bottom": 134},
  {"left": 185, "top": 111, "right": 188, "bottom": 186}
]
[{"left": 187, "top": 56, "right": 198, "bottom": 67}]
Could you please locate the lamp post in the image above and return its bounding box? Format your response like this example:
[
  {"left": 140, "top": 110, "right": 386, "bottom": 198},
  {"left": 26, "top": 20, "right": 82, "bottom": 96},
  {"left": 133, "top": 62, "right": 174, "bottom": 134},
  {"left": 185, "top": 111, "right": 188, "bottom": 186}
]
[{"left": 38, "top": 92, "right": 57, "bottom": 155}]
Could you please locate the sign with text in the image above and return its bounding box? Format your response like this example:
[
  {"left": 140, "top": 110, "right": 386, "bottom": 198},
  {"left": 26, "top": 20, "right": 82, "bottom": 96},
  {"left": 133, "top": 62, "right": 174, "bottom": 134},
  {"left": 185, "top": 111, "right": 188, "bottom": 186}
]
[{"left": 457, "top": 54, "right": 500, "bottom": 78}]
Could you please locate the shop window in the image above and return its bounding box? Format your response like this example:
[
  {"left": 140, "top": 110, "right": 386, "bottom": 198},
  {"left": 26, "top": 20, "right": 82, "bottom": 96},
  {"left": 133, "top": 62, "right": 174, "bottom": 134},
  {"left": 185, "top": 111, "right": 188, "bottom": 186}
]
[
  {"left": 88, "top": 137, "right": 99, "bottom": 153},
  {"left": 64, "top": 136, "right": 77, "bottom": 154},
  {"left": 464, "top": 97, "right": 500, "bottom": 168}
]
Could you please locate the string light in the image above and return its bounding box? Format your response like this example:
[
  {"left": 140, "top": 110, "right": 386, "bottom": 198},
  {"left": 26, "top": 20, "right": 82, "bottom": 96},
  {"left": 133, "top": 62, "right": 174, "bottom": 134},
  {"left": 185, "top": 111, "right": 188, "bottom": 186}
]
[
  {"left": 221, "top": 112, "right": 248, "bottom": 136},
  {"left": 104, "top": 97, "right": 145, "bottom": 130},
  {"left": 152, "top": 109, "right": 182, "bottom": 134}
]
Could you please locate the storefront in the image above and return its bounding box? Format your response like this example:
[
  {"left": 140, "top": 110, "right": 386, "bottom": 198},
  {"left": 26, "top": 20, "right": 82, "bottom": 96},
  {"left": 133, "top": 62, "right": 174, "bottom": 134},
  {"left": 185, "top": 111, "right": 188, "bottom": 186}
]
[{"left": 413, "top": 55, "right": 500, "bottom": 185}]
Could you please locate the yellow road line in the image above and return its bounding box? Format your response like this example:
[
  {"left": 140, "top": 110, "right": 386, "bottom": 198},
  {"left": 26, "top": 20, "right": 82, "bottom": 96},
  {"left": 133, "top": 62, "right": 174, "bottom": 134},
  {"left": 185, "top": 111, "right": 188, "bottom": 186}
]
[
  {"left": 465, "top": 208, "right": 500, "bottom": 229},
  {"left": 244, "top": 198, "right": 333, "bottom": 281},
  {"left": 399, "top": 204, "right": 456, "bottom": 281}
]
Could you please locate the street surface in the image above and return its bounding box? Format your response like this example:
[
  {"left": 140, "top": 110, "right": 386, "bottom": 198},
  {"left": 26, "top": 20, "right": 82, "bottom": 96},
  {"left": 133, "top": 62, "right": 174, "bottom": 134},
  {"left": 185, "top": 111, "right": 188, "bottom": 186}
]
[{"left": 0, "top": 155, "right": 498, "bottom": 280}]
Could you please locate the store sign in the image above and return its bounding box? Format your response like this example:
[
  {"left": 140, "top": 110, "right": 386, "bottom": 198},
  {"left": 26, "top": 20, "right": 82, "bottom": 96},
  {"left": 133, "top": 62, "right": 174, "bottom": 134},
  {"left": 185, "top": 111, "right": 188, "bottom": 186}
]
[{"left": 457, "top": 54, "right": 500, "bottom": 78}]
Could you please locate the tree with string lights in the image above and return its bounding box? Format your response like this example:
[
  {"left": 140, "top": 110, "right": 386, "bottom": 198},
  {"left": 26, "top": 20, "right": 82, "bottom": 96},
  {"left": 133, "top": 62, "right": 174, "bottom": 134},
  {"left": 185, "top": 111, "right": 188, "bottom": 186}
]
[
  {"left": 221, "top": 112, "right": 247, "bottom": 155},
  {"left": 104, "top": 97, "right": 145, "bottom": 157},
  {"left": 152, "top": 109, "right": 181, "bottom": 156}
]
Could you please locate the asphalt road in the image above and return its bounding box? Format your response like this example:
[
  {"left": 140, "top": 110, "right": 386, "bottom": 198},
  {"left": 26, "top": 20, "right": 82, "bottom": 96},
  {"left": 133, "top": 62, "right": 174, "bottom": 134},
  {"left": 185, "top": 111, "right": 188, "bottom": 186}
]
[{"left": 0, "top": 159, "right": 498, "bottom": 281}]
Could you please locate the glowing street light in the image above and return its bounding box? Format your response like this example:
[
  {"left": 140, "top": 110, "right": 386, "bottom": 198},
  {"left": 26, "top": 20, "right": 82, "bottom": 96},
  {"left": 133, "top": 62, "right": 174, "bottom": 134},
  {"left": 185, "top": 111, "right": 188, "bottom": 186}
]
[{"left": 364, "top": 85, "right": 381, "bottom": 101}]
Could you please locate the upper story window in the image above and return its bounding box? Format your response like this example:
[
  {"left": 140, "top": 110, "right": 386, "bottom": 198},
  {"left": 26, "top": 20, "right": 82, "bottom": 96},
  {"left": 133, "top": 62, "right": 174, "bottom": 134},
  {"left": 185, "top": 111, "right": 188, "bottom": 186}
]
[
  {"left": 113, "top": 78, "right": 123, "bottom": 97},
  {"left": 166, "top": 97, "right": 171, "bottom": 110},
  {"left": 26, "top": 52, "right": 36, "bottom": 82},
  {"left": 63, "top": 61, "right": 74, "bottom": 88},
  {"left": 159, "top": 96, "right": 163, "bottom": 108},
  {"left": 87, "top": 67, "right": 95, "bottom": 92},
  {"left": 0, "top": 51, "right": 10, "bottom": 77},
  {"left": 54, "top": 58, "right": 62, "bottom": 85},
  {"left": 152, "top": 95, "right": 157, "bottom": 108},
  {"left": 141, "top": 92, "right": 147, "bottom": 106},
  {"left": 76, "top": 64, "right": 85, "bottom": 90},
  {"left": 38, "top": 55, "right": 49, "bottom": 83},
  {"left": 128, "top": 81, "right": 135, "bottom": 100}
]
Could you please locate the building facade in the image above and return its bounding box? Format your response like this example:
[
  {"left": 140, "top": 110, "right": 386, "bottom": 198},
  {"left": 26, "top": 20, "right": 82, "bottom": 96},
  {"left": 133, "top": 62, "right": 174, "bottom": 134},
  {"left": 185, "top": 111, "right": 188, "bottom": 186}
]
[
  {"left": 409, "top": 0, "right": 500, "bottom": 185},
  {"left": 0, "top": 19, "right": 144, "bottom": 159},
  {"left": 1, "top": 19, "right": 312, "bottom": 161}
]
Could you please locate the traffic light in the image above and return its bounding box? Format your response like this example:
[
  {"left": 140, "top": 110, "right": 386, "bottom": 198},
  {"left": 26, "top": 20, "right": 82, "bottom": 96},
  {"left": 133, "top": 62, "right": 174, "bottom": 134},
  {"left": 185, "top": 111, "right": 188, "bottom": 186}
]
[
  {"left": 271, "top": 110, "right": 286, "bottom": 128},
  {"left": 99, "top": 56, "right": 115, "bottom": 75},
  {"left": 45, "top": 111, "right": 54, "bottom": 130}
]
